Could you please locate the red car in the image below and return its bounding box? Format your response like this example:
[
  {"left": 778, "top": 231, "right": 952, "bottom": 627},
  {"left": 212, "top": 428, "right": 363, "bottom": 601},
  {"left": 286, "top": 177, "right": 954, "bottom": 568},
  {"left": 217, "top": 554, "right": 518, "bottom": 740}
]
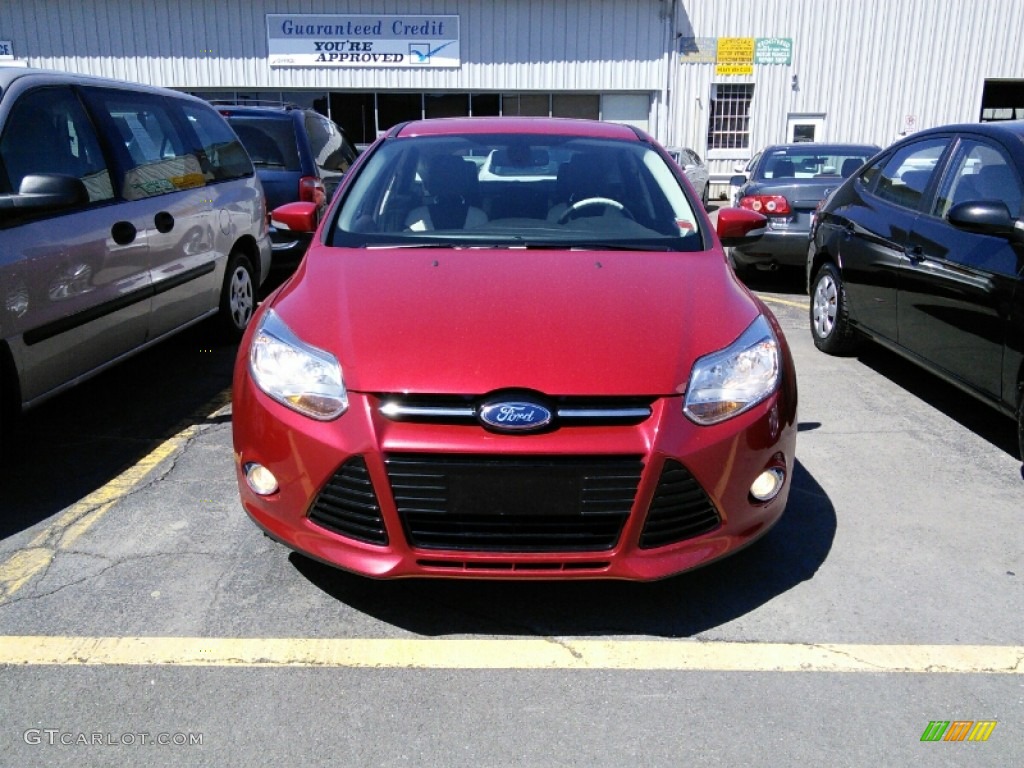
[{"left": 232, "top": 117, "right": 797, "bottom": 580}]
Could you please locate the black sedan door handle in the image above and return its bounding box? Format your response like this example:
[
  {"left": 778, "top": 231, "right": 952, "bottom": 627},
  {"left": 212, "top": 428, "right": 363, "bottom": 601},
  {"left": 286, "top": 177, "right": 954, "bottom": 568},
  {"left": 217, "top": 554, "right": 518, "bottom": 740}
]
[
  {"left": 111, "top": 221, "right": 137, "bottom": 245},
  {"left": 154, "top": 211, "right": 175, "bottom": 233}
]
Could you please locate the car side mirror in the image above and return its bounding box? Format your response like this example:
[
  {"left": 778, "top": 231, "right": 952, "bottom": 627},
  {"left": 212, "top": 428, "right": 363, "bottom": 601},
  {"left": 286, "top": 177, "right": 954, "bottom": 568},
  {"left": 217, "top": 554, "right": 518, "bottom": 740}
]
[
  {"left": 729, "top": 174, "right": 747, "bottom": 187},
  {"left": 717, "top": 207, "right": 767, "bottom": 246},
  {"left": 270, "top": 201, "right": 320, "bottom": 234},
  {"left": 0, "top": 174, "right": 89, "bottom": 219},
  {"left": 947, "top": 200, "right": 1022, "bottom": 242}
]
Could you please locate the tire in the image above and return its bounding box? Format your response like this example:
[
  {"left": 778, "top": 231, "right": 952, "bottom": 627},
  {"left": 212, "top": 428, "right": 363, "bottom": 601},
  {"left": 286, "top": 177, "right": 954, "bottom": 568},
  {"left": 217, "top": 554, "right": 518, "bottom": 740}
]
[
  {"left": 0, "top": 356, "right": 20, "bottom": 461},
  {"left": 1017, "top": 394, "right": 1024, "bottom": 463},
  {"left": 701, "top": 184, "right": 710, "bottom": 211},
  {"left": 218, "top": 252, "right": 256, "bottom": 339},
  {"left": 810, "top": 262, "right": 860, "bottom": 355}
]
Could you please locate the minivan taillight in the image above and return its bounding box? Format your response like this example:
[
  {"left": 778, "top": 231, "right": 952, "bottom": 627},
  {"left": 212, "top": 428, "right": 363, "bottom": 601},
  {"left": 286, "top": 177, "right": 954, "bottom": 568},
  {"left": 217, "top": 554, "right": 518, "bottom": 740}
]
[
  {"left": 739, "top": 195, "right": 791, "bottom": 215},
  {"left": 299, "top": 176, "right": 326, "bottom": 206}
]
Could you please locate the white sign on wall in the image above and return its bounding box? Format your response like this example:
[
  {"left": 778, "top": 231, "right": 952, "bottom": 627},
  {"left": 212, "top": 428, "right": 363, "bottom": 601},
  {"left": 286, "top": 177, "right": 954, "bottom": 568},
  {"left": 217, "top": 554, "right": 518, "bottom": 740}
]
[
  {"left": 267, "top": 15, "right": 460, "bottom": 68},
  {"left": 0, "top": 41, "right": 14, "bottom": 59}
]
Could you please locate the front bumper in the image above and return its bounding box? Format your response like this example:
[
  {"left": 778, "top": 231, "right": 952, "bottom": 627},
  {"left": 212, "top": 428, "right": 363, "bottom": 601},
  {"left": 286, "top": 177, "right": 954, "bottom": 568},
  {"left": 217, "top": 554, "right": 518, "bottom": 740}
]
[{"left": 232, "top": 372, "right": 798, "bottom": 580}]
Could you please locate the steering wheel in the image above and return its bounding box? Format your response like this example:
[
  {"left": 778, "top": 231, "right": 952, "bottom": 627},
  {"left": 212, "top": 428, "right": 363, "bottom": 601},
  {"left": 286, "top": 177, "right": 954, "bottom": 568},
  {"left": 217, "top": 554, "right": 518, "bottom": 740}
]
[{"left": 557, "top": 197, "right": 634, "bottom": 224}]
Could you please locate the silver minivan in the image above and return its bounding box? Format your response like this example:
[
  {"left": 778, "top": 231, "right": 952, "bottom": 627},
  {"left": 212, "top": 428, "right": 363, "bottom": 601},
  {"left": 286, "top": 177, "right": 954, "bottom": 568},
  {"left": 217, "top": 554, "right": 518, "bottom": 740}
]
[{"left": 0, "top": 68, "right": 271, "bottom": 446}]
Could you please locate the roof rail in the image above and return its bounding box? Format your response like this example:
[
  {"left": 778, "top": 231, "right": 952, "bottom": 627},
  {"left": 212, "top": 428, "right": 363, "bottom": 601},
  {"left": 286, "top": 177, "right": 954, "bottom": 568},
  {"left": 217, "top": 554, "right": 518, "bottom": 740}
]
[{"left": 207, "top": 99, "right": 305, "bottom": 110}]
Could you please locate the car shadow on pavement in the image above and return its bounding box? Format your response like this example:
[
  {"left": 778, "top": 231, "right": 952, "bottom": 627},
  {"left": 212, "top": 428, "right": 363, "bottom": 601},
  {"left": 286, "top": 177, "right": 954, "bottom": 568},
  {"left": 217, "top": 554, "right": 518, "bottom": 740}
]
[
  {"left": 734, "top": 266, "right": 806, "bottom": 296},
  {"left": 291, "top": 457, "right": 836, "bottom": 638},
  {"left": 857, "top": 344, "right": 1020, "bottom": 460},
  {"left": 0, "top": 323, "right": 238, "bottom": 541}
]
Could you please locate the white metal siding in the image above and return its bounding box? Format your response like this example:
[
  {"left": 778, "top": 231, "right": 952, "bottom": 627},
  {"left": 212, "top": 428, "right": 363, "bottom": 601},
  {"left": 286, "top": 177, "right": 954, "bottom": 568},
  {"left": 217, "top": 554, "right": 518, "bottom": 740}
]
[
  {"left": 672, "top": 0, "right": 1024, "bottom": 190},
  {"left": 0, "top": 0, "right": 671, "bottom": 92},
  {"left": 4, "top": 0, "right": 1024, "bottom": 171}
]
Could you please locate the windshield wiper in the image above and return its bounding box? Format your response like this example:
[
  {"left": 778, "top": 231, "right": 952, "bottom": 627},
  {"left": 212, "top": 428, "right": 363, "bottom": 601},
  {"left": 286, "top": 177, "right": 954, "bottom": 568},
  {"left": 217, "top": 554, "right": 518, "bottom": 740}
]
[{"left": 568, "top": 242, "right": 675, "bottom": 252}]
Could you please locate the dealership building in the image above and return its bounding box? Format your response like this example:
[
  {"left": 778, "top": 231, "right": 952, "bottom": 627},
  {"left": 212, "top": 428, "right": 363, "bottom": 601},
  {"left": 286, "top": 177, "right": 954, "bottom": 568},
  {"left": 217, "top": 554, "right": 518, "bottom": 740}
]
[{"left": 2, "top": 0, "right": 1023, "bottom": 196}]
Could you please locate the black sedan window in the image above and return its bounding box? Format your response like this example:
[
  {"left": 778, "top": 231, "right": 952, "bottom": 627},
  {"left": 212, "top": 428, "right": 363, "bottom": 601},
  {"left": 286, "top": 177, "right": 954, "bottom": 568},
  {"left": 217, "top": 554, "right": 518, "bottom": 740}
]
[
  {"left": 872, "top": 138, "right": 949, "bottom": 210},
  {"left": 934, "top": 139, "right": 1023, "bottom": 219}
]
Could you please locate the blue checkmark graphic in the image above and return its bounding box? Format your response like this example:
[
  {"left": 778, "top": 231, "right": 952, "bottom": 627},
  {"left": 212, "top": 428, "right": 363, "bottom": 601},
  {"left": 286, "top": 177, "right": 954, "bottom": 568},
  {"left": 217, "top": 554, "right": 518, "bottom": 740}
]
[{"left": 411, "top": 40, "right": 454, "bottom": 62}]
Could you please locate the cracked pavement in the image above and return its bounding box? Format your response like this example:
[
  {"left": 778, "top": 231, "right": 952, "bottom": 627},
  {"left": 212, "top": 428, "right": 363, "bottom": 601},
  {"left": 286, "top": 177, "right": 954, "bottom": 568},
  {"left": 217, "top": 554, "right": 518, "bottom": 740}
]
[{"left": 0, "top": 288, "right": 1021, "bottom": 767}]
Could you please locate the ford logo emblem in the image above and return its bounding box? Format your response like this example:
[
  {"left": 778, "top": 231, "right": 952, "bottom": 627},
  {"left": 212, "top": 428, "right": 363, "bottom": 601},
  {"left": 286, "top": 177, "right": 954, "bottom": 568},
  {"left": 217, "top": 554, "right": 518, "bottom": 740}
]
[{"left": 478, "top": 401, "right": 553, "bottom": 432}]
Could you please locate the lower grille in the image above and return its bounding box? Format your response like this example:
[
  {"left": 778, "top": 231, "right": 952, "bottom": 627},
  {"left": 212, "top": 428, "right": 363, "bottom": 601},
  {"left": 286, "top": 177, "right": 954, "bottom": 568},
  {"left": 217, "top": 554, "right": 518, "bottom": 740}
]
[
  {"left": 308, "top": 457, "right": 389, "bottom": 545},
  {"left": 386, "top": 454, "right": 643, "bottom": 552},
  {"left": 638, "top": 460, "right": 721, "bottom": 549}
]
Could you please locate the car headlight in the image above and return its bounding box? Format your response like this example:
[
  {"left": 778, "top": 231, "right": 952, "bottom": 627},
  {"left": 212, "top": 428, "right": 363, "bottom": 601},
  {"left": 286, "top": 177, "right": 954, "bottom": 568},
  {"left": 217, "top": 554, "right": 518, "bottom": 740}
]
[
  {"left": 683, "top": 315, "right": 781, "bottom": 425},
  {"left": 249, "top": 309, "right": 348, "bottom": 420}
]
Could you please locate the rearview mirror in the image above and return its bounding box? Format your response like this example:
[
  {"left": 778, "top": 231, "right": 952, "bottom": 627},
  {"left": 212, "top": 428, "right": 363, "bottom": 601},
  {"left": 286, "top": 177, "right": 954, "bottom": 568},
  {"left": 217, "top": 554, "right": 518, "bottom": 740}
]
[
  {"left": 0, "top": 174, "right": 89, "bottom": 219},
  {"left": 717, "top": 207, "right": 767, "bottom": 246},
  {"left": 947, "top": 200, "right": 1021, "bottom": 242},
  {"left": 271, "top": 201, "right": 320, "bottom": 234}
]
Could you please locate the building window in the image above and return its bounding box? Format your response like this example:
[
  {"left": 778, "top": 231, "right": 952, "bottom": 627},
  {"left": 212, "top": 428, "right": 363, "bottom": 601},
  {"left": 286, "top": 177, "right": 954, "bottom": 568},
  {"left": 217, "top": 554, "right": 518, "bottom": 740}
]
[
  {"left": 707, "top": 84, "right": 754, "bottom": 150},
  {"left": 553, "top": 94, "right": 600, "bottom": 119}
]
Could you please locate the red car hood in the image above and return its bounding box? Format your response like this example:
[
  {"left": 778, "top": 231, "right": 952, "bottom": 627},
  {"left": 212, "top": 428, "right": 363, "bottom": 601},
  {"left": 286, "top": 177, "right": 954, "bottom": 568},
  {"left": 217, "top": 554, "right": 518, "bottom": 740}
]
[{"left": 270, "top": 247, "right": 760, "bottom": 396}]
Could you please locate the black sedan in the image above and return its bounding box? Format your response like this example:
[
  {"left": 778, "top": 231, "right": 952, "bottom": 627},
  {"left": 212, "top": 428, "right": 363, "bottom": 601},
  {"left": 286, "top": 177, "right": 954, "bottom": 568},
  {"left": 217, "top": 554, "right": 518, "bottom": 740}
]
[
  {"left": 729, "top": 143, "right": 880, "bottom": 274},
  {"left": 807, "top": 121, "right": 1024, "bottom": 460}
]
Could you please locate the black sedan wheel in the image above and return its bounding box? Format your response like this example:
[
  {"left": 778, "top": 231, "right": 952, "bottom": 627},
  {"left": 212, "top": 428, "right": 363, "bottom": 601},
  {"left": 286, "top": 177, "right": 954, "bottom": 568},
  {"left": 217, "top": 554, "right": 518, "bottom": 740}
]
[
  {"left": 810, "top": 263, "right": 859, "bottom": 355},
  {"left": 1018, "top": 395, "right": 1024, "bottom": 462}
]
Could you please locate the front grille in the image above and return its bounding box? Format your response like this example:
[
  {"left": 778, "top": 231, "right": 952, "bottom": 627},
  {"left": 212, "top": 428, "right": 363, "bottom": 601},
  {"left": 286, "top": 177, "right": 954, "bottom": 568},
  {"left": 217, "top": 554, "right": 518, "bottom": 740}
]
[
  {"left": 638, "top": 460, "right": 721, "bottom": 549},
  {"left": 386, "top": 454, "right": 643, "bottom": 552},
  {"left": 308, "top": 457, "right": 389, "bottom": 545},
  {"left": 378, "top": 394, "right": 653, "bottom": 427}
]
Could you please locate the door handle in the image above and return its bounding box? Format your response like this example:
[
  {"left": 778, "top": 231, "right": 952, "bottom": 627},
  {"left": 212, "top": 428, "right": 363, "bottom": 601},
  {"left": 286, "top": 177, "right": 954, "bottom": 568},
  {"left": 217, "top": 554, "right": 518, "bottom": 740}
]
[
  {"left": 111, "top": 221, "right": 137, "bottom": 245},
  {"left": 905, "top": 244, "right": 924, "bottom": 262},
  {"left": 154, "top": 211, "right": 175, "bottom": 233}
]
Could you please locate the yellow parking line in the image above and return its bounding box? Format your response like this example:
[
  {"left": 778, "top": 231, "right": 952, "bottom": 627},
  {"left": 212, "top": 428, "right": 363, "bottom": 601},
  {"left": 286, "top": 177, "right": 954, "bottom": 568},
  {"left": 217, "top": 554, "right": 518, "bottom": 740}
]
[
  {"left": 1, "top": 636, "right": 1020, "bottom": 673},
  {"left": 0, "top": 390, "right": 232, "bottom": 603},
  {"left": 758, "top": 294, "right": 809, "bottom": 310}
]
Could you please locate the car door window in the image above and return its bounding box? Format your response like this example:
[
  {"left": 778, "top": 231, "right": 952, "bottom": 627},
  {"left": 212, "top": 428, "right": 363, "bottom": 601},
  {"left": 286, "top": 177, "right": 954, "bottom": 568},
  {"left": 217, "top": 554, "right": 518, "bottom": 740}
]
[
  {"left": 81, "top": 88, "right": 204, "bottom": 201},
  {"left": 934, "top": 139, "right": 1023, "bottom": 219},
  {"left": 872, "top": 138, "right": 949, "bottom": 210},
  {"left": 0, "top": 86, "right": 114, "bottom": 202}
]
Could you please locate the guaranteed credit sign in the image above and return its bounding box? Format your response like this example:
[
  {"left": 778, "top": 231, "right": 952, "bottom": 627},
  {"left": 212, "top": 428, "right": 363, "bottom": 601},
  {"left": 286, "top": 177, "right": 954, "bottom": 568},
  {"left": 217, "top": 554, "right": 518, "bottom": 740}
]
[{"left": 267, "top": 14, "right": 460, "bottom": 68}]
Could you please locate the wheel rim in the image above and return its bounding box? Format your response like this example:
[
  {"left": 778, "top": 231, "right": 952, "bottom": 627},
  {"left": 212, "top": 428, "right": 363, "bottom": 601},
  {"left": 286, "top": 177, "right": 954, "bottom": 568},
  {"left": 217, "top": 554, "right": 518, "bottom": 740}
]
[
  {"left": 229, "top": 266, "right": 254, "bottom": 329},
  {"left": 812, "top": 274, "right": 838, "bottom": 339}
]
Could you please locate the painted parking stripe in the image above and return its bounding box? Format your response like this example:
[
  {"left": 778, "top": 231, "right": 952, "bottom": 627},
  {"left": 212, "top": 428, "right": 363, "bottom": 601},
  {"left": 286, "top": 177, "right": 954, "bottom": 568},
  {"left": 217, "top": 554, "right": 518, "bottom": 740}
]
[
  {"left": 0, "top": 636, "right": 1021, "bottom": 673},
  {"left": 758, "top": 294, "right": 809, "bottom": 310},
  {"left": 0, "top": 390, "right": 233, "bottom": 603}
]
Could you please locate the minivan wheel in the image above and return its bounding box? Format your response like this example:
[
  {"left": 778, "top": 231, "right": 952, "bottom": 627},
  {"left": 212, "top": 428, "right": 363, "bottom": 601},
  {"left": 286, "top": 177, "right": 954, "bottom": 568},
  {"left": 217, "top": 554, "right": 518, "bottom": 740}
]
[
  {"left": 810, "top": 262, "right": 859, "bottom": 355},
  {"left": 219, "top": 252, "right": 256, "bottom": 338}
]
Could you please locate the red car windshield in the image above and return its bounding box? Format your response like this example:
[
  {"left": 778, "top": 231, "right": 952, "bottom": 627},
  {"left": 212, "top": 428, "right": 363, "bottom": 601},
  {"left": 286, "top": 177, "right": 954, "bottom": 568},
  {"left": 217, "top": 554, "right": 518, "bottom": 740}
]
[{"left": 330, "top": 134, "right": 704, "bottom": 250}]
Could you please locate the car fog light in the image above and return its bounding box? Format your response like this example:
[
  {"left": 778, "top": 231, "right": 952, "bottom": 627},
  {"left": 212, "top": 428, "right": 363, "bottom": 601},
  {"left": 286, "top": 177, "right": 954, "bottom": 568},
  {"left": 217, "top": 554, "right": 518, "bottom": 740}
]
[
  {"left": 750, "top": 467, "right": 785, "bottom": 502},
  {"left": 245, "top": 463, "right": 279, "bottom": 496}
]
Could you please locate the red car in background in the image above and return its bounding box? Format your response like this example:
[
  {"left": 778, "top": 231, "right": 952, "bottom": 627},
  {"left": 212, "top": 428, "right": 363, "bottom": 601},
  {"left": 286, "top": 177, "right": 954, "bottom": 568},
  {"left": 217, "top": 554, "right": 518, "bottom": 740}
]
[{"left": 231, "top": 117, "right": 797, "bottom": 580}]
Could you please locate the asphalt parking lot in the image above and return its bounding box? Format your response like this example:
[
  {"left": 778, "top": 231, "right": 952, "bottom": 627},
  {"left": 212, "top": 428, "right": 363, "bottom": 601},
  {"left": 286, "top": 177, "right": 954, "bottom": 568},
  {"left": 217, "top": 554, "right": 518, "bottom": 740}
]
[{"left": 0, "top": 269, "right": 1021, "bottom": 767}]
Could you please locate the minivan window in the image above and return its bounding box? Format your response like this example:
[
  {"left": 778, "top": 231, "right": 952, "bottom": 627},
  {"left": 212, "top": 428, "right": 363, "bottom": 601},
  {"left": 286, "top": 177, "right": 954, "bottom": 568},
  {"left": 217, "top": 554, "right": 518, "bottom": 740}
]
[
  {"left": 0, "top": 86, "right": 114, "bottom": 202},
  {"left": 178, "top": 102, "right": 253, "bottom": 182},
  {"left": 81, "top": 87, "right": 204, "bottom": 201}
]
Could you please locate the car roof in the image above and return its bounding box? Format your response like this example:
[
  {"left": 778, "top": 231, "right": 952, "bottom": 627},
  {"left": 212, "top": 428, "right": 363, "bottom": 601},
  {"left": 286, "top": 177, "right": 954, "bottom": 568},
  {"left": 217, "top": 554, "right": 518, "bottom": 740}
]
[
  {"left": 0, "top": 66, "right": 205, "bottom": 103},
  {"left": 390, "top": 117, "right": 646, "bottom": 141},
  {"left": 216, "top": 104, "right": 304, "bottom": 118},
  {"left": 762, "top": 142, "right": 881, "bottom": 153},
  {"left": 908, "top": 120, "right": 1024, "bottom": 141}
]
